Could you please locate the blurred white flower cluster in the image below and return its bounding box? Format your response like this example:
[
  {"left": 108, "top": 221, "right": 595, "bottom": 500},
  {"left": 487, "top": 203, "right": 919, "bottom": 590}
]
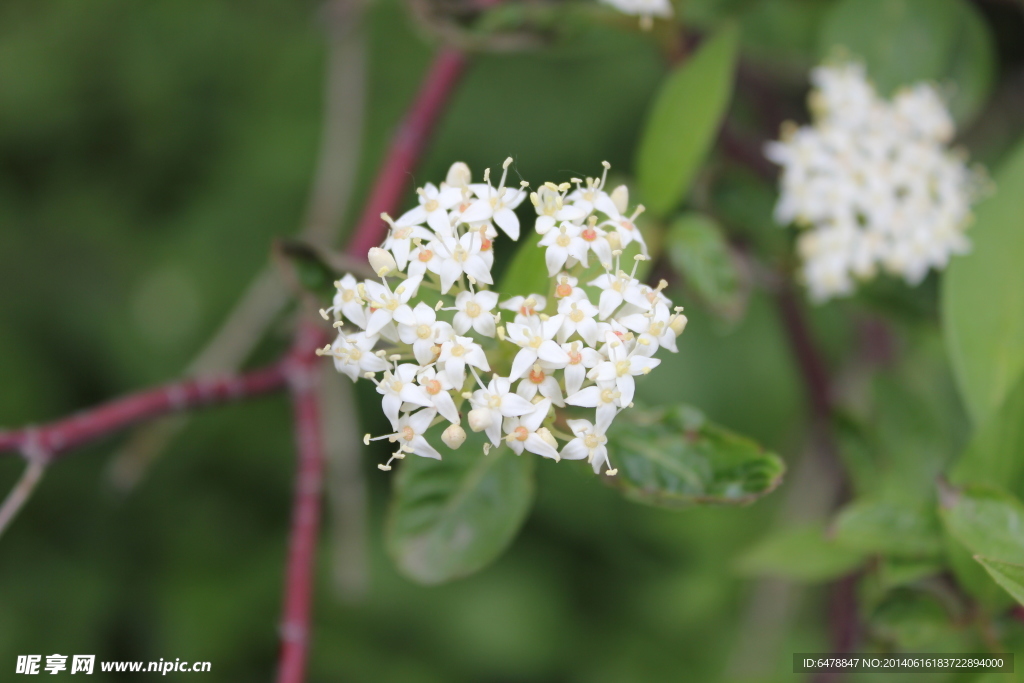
[
  {"left": 320, "top": 159, "right": 686, "bottom": 475},
  {"left": 599, "top": 0, "right": 672, "bottom": 30},
  {"left": 766, "top": 62, "right": 987, "bottom": 301}
]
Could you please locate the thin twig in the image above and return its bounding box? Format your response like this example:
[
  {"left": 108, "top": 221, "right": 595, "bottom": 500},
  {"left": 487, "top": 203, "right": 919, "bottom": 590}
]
[
  {"left": 0, "top": 457, "right": 47, "bottom": 539},
  {"left": 0, "top": 365, "right": 288, "bottom": 459},
  {"left": 276, "top": 323, "right": 328, "bottom": 683}
]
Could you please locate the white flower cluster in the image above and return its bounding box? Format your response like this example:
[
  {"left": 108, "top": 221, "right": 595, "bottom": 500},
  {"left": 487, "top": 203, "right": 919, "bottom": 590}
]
[
  {"left": 599, "top": 0, "right": 672, "bottom": 30},
  {"left": 319, "top": 159, "right": 687, "bottom": 475},
  {"left": 766, "top": 62, "right": 986, "bottom": 301}
]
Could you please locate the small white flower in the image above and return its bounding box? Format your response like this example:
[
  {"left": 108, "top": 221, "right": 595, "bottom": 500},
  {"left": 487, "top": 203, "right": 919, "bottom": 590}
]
[
  {"left": 329, "top": 331, "right": 388, "bottom": 381},
  {"left": 381, "top": 219, "right": 434, "bottom": 272},
  {"left": 616, "top": 302, "right": 682, "bottom": 353},
  {"left": 552, "top": 273, "right": 586, "bottom": 303},
  {"left": 437, "top": 335, "right": 490, "bottom": 387},
  {"left": 393, "top": 410, "right": 441, "bottom": 460},
  {"left": 560, "top": 419, "right": 614, "bottom": 475},
  {"left": 398, "top": 182, "right": 464, "bottom": 235},
  {"left": 460, "top": 157, "right": 527, "bottom": 240},
  {"left": 375, "top": 364, "right": 427, "bottom": 428},
  {"left": 406, "top": 240, "right": 444, "bottom": 281},
  {"left": 395, "top": 302, "right": 451, "bottom": 365},
  {"left": 565, "top": 381, "right": 623, "bottom": 433},
  {"left": 452, "top": 290, "right": 499, "bottom": 337},
  {"left": 361, "top": 277, "right": 422, "bottom": 336},
  {"left": 539, "top": 222, "right": 589, "bottom": 276},
  {"left": 588, "top": 332, "right": 660, "bottom": 406},
  {"left": 550, "top": 341, "right": 603, "bottom": 396},
  {"left": 556, "top": 296, "right": 600, "bottom": 346},
  {"left": 595, "top": 185, "right": 648, "bottom": 255},
  {"left": 588, "top": 271, "right": 649, "bottom": 319},
  {"left": 437, "top": 231, "right": 494, "bottom": 293},
  {"left": 470, "top": 376, "right": 536, "bottom": 446},
  {"left": 329, "top": 274, "right": 366, "bottom": 328},
  {"left": 531, "top": 184, "right": 586, "bottom": 236},
  {"left": 413, "top": 367, "right": 461, "bottom": 425},
  {"left": 506, "top": 315, "right": 569, "bottom": 380},
  {"left": 500, "top": 294, "right": 547, "bottom": 323},
  {"left": 503, "top": 398, "right": 559, "bottom": 459},
  {"left": 515, "top": 364, "right": 565, "bottom": 407}
]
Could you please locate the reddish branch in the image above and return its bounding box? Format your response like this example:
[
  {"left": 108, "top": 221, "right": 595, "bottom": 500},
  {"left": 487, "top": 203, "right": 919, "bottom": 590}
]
[
  {"left": 0, "top": 38, "right": 468, "bottom": 683},
  {"left": 0, "top": 365, "right": 287, "bottom": 460},
  {"left": 345, "top": 48, "right": 468, "bottom": 256},
  {"left": 276, "top": 323, "right": 328, "bottom": 683}
]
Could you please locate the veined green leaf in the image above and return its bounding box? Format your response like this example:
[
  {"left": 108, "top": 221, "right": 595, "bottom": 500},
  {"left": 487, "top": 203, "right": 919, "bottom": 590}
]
[
  {"left": 974, "top": 556, "right": 1024, "bottom": 607},
  {"left": 605, "top": 404, "right": 784, "bottom": 509},
  {"left": 386, "top": 427, "right": 535, "bottom": 585},
  {"left": 939, "top": 484, "right": 1024, "bottom": 609}
]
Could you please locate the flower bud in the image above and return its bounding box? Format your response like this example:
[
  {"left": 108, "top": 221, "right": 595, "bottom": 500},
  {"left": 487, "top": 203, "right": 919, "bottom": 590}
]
[
  {"left": 442, "top": 424, "right": 467, "bottom": 449},
  {"left": 669, "top": 314, "right": 688, "bottom": 336},
  {"left": 468, "top": 408, "right": 493, "bottom": 433},
  {"left": 368, "top": 247, "right": 397, "bottom": 277},
  {"left": 606, "top": 231, "right": 622, "bottom": 252},
  {"left": 446, "top": 162, "right": 471, "bottom": 190},
  {"left": 536, "top": 427, "right": 558, "bottom": 452},
  {"left": 610, "top": 185, "right": 629, "bottom": 215}
]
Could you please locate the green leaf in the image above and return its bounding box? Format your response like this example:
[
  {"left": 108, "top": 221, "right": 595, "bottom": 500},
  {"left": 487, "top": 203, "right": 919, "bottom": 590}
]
[
  {"left": 605, "top": 404, "right": 785, "bottom": 509},
  {"left": 940, "top": 485, "right": 1024, "bottom": 565},
  {"left": 869, "top": 588, "right": 957, "bottom": 650},
  {"left": 943, "top": 140, "right": 1024, "bottom": 426},
  {"left": 939, "top": 484, "right": 1024, "bottom": 609},
  {"left": 974, "top": 556, "right": 1024, "bottom": 606},
  {"left": 876, "top": 557, "right": 944, "bottom": 590},
  {"left": 634, "top": 25, "right": 739, "bottom": 218},
  {"left": 497, "top": 232, "right": 549, "bottom": 301},
  {"left": 944, "top": 0, "right": 997, "bottom": 123},
  {"left": 386, "top": 428, "right": 535, "bottom": 585},
  {"left": 665, "top": 213, "right": 743, "bottom": 317},
  {"left": 818, "top": 0, "right": 994, "bottom": 121},
  {"left": 736, "top": 523, "right": 866, "bottom": 582},
  {"left": 833, "top": 499, "right": 944, "bottom": 559},
  {"left": 950, "top": 373, "right": 1024, "bottom": 496}
]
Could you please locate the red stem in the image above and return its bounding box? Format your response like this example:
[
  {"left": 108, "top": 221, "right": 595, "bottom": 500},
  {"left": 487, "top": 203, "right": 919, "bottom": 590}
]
[
  {"left": 276, "top": 323, "right": 327, "bottom": 683},
  {"left": 345, "top": 48, "right": 468, "bottom": 257},
  {"left": 774, "top": 283, "right": 833, "bottom": 421},
  {"left": 0, "top": 365, "right": 287, "bottom": 460}
]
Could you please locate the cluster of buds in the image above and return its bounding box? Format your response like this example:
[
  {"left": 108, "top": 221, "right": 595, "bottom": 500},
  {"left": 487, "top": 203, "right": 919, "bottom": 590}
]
[
  {"left": 766, "top": 62, "right": 987, "bottom": 301},
  {"left": 319, "top": 159, "right": 686, "bottom": 475}
]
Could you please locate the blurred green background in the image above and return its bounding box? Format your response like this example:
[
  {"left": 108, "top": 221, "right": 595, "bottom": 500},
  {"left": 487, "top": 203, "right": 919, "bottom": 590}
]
[{"left": 2, "top": 0, "right": 1024, "bottom": 681}]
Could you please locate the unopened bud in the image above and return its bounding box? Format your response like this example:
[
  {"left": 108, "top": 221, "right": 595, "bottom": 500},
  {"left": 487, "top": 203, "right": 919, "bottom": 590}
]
[
  {"left": 446, "top": 162, "right": 471, "bottom": 190},
  {"left": 368, "top": 247, "right": 397, "bottom": 277},
  {"left": 606, "top": 231, "right": 622, "bottom": 252},
  {"left": 670, "top": 314, "right": 688, "bottom": 336},
  {"left": 468, "top": 408, "right": 493, "bottom": 433},
  {"left": 610, "top": 185, "right": 629, "bottom": 215},
  {"left": 442, "top": 424, "right": 467, "bottom": 449},
  {"left": 536, "top": 427, "right": 558, "bottom": 451}
]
